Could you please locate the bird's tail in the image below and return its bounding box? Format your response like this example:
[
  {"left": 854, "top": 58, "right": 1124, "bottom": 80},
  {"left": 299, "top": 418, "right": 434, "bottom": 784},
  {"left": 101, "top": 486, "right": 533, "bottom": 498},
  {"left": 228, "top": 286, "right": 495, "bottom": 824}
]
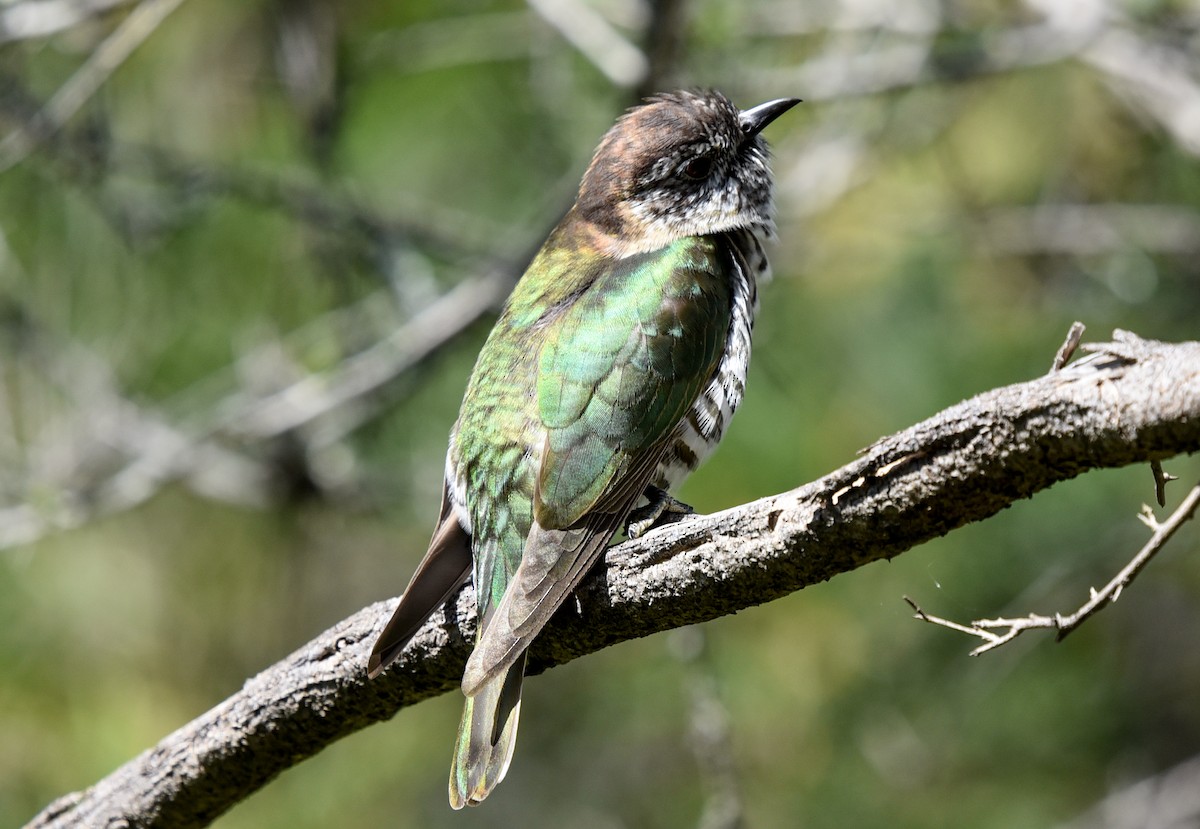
[{"left": 449, "top": 650, "right": 527, "bottom": 809}]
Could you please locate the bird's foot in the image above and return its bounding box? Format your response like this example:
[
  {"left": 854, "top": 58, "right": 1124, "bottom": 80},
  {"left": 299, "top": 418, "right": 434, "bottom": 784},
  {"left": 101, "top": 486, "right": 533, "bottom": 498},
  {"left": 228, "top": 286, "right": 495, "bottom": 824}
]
[{"left": 625, "top": 486, "right": 694, "bottom": 539}]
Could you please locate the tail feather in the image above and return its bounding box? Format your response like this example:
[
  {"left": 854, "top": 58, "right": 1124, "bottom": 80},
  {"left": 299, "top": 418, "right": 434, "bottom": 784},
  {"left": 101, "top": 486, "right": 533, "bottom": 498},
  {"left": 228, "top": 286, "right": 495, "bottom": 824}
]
[
  {"left": 368, "top": 485, "right": 472, "bottom": 678},
  {"left": 449, "top": 651, "right": 527, "bottom": 809}
]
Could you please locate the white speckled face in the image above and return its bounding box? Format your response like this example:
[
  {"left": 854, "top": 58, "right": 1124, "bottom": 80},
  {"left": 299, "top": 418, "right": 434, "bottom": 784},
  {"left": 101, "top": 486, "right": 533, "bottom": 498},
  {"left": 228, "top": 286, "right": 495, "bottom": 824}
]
[
  {"left": 576, "top": 90, "right": 791, "bottom": 257},
  {"left": 625, "top": 134, "right": 777, "bottom": 244}
]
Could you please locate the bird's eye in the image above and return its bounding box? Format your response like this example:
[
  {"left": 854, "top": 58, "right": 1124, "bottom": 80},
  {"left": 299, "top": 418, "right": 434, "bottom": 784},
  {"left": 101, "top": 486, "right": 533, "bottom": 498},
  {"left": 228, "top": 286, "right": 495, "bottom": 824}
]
[{"left": 681, "top": 154, "right": 714, "bottom": 181}]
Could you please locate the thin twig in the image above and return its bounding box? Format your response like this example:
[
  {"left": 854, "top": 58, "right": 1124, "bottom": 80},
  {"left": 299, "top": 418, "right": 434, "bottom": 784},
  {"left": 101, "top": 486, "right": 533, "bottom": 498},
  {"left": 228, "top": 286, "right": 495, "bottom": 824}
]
[{"left": 909, "top": 481, "right": 1200, "bottom": 655}]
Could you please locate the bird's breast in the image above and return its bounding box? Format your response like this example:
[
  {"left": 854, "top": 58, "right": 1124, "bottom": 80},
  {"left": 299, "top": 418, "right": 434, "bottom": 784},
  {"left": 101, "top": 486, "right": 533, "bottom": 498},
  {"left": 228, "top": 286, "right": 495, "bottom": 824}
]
[{"left": 654, "top": 227, "right": 769, "bottom": 491}]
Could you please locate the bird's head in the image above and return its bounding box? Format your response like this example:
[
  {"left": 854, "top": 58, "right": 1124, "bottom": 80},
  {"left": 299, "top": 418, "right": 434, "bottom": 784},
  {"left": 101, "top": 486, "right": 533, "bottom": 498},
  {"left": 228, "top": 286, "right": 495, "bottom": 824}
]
[{"left": 576, "top": 90, "right": 800, "bottom": 256}]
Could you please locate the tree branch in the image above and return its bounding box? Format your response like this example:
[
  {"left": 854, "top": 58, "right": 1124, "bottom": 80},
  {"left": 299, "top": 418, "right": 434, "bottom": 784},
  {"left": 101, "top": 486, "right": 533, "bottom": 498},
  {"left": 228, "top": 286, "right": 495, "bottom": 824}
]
[{"left": 25, "top": 330, "right": 1200, "bottom": 829}]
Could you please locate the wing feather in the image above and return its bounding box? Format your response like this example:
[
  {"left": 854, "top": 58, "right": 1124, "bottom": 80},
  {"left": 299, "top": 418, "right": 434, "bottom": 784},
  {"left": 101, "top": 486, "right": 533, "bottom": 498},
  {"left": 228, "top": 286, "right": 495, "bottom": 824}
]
[{"left": 460, "top": 446, "right": 665, "bottom": 696}]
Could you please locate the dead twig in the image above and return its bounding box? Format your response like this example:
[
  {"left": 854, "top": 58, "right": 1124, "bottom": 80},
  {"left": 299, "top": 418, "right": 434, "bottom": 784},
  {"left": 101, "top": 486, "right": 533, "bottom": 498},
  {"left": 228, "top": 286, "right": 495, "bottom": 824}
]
[
  {"left": 1151, "top": 459, "right": 1177, "bottom": 508},
  {"left": 908, "top": 481, "right": 1200, "bottom": 655},
  {"left": 1051, "top": 321, "right": 1087, "bottom": 372}
]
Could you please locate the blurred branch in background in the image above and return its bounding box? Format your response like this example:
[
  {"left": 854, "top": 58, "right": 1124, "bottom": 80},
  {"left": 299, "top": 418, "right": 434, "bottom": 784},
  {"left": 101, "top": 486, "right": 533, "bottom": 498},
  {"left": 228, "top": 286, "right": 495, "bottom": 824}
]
[
  {"left": 23, "top": 330, "right": 1200, "bottom": 829},
  {"left": 3, "top": 0, "right": 1200, "bottom": 826},
  {"left": 0, "top": 262, "right": 520, "bottom": 549},
  {"left": 1057, "top": 751, "right": 1200, "bottom": 829},
  {"left": 0, "top": 312, "right": 273, "bottom": 549},
  {"left": 0, "top": 0, "right": 188, "bottom": 172},
  {"left": 0, "top": 0, "right": 137, "bottom": 44},
  {"left": 979, "top": 205, "right": 1200, "bottom": 258},
  {"left": 670, "top": 626, "right": 744, "bottom": 829},
  {"left": 526, "top": 0, "right": 648, "bottom": 86}
]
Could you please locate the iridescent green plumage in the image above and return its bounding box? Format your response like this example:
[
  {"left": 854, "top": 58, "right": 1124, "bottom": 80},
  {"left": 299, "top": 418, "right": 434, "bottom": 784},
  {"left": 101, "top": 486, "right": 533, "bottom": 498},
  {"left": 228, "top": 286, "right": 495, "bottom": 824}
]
[
  {"left": 457, "top": 230, "right": 732, "bottom": 693},
  {"left": 368, "top": 89, "right": 799, "bottom": 809}
]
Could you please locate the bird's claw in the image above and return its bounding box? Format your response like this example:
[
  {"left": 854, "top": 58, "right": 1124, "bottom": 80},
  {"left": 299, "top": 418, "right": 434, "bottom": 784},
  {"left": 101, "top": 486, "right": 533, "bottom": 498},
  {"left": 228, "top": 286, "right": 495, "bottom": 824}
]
[{"left": 625, "top": 486, "right": 694, "bottom": 539}]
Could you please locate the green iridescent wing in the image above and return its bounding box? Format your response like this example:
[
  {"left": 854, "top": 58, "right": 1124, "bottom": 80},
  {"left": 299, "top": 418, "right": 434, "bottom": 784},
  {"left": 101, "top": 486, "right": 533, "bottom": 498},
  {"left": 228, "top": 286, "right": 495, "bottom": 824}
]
[
  {"left": 540, "top": 236, "right": 733, "bottom": 516},
  {"left": 461, "top": 235, "right": 734, "bottom": 695}
]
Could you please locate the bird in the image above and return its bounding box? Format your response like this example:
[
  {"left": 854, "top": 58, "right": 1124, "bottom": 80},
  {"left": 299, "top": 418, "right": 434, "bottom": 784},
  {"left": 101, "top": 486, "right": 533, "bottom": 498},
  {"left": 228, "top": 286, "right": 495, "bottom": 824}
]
[{"left": 367, "top": 89, "right": 799, "bottom": 808}]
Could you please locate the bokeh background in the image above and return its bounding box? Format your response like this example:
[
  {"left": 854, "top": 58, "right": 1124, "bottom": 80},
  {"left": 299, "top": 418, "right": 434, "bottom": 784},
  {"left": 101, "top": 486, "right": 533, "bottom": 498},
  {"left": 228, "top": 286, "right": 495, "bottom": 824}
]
[{"left": 3, "top": 0, "right": 1200, "bottom": 827}]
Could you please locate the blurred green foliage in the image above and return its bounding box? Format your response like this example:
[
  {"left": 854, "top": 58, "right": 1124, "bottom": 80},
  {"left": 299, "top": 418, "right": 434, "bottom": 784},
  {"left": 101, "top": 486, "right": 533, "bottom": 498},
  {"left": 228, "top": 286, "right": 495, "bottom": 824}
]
[{"left": 2, "top": 0, "right": 1199, "bottom": 827}]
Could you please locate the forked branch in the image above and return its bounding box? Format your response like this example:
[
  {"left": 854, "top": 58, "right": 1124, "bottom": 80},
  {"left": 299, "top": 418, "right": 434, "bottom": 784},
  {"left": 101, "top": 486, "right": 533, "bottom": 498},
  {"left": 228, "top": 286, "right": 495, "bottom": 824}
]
[{"left": 907, "top": 481, "right": 1200, "bottom": 654}]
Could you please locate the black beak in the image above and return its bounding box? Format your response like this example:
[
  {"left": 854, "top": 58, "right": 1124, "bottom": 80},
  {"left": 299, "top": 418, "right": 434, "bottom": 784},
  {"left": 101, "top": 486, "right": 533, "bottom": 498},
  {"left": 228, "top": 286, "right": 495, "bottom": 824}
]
[{"left": 738, "top": 97, "right": 802, "bottom": 139}]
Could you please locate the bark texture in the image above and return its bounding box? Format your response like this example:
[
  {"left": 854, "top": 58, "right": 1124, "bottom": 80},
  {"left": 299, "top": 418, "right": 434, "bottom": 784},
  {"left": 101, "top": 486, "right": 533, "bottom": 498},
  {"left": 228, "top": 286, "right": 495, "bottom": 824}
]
[{"left": 26, "top": 331, "right": 1200, "bottom": 829}]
